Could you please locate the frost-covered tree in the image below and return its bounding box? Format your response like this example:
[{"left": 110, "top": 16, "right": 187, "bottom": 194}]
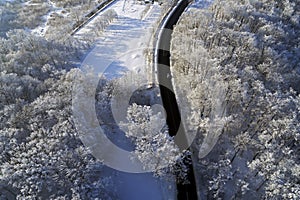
[
  {"left": 171, "top": 0, "right": 300, "bottom": 198},
  {"left": 93, "top": 9, "right": 117, "bottom": 37},
  {"left": 0, "top": 0, "right": 109, "bottom": 39},
  {"left": 0, "top": 70, "right": 116, "bottom": 199},
  {"left": 0, "top": 9, "right": 116, "bottom": 198},
  {"left": 17, "top": 1, "right": 50, "bottom": 29},
  {"left": 0, "top": 0, "right": 21, "bottom": 37},
  {"left": 121, "top": 103, "right": 190, "bottom": 181}
]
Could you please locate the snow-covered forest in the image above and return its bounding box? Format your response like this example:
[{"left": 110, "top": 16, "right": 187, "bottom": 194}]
[
  {"left": 1, "top": 0, "right": 299, "bottom": 199},
  {"left": 171, "top": 0, "right": 300, "bottom": 199},
  {"left": 0, "top": 0, "right": 119, "bottom": 199}
]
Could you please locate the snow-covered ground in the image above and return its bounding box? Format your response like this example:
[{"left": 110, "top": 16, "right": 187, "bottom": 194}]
[
  {"left": 31, "top": 1, "right": 64, "bottom": 37},
  {"left": 190, "top": 0, "right": 214, "bottom": 9},
  {"left": 76, "top": 0, "right": 159, "bottom": 80},
  {"left": 74, "top": 0, "right": 176, "bottom": 199}
]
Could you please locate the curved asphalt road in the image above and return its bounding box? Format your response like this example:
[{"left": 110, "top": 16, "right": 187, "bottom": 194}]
[{"left": 155, "top": 0, "right": 198, "bottom": 199}]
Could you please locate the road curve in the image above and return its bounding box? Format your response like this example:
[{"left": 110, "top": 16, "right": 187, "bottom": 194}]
[{"left": 154, "top": 0, "right": 198, "bottom": 199}]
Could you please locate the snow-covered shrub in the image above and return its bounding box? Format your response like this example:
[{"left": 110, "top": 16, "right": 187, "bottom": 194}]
[
  {"left": 93, "top": 9, "right": 118, "bottom": 36},
  {"left": 17, "top": 1, "right": 50, "bottom": 29}
]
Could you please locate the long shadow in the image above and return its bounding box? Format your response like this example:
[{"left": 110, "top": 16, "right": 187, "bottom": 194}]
[{"left": 155, "top": 0, "right": 198, "bottom": 199}]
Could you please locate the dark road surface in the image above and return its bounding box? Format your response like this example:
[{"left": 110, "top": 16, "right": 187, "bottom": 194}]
[{"left": 155, "top": 0, "right": 198, "bottom": 199}]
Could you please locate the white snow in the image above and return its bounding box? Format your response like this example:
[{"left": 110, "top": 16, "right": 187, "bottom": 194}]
[
  {"left": 190, "top": 0, "right": 214, "bottom": 9},
  {"left": 75, "top": 0, "right": 176, "bottom": 199},
  {"left": 75, "top": 0, "right": 160, "bottom": 80},
  {"left": 30, "top": 1, "right": 66, "bottom": 37},
  {"left": 31, "top": 12, "right": 51, "bottom": 37}
]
